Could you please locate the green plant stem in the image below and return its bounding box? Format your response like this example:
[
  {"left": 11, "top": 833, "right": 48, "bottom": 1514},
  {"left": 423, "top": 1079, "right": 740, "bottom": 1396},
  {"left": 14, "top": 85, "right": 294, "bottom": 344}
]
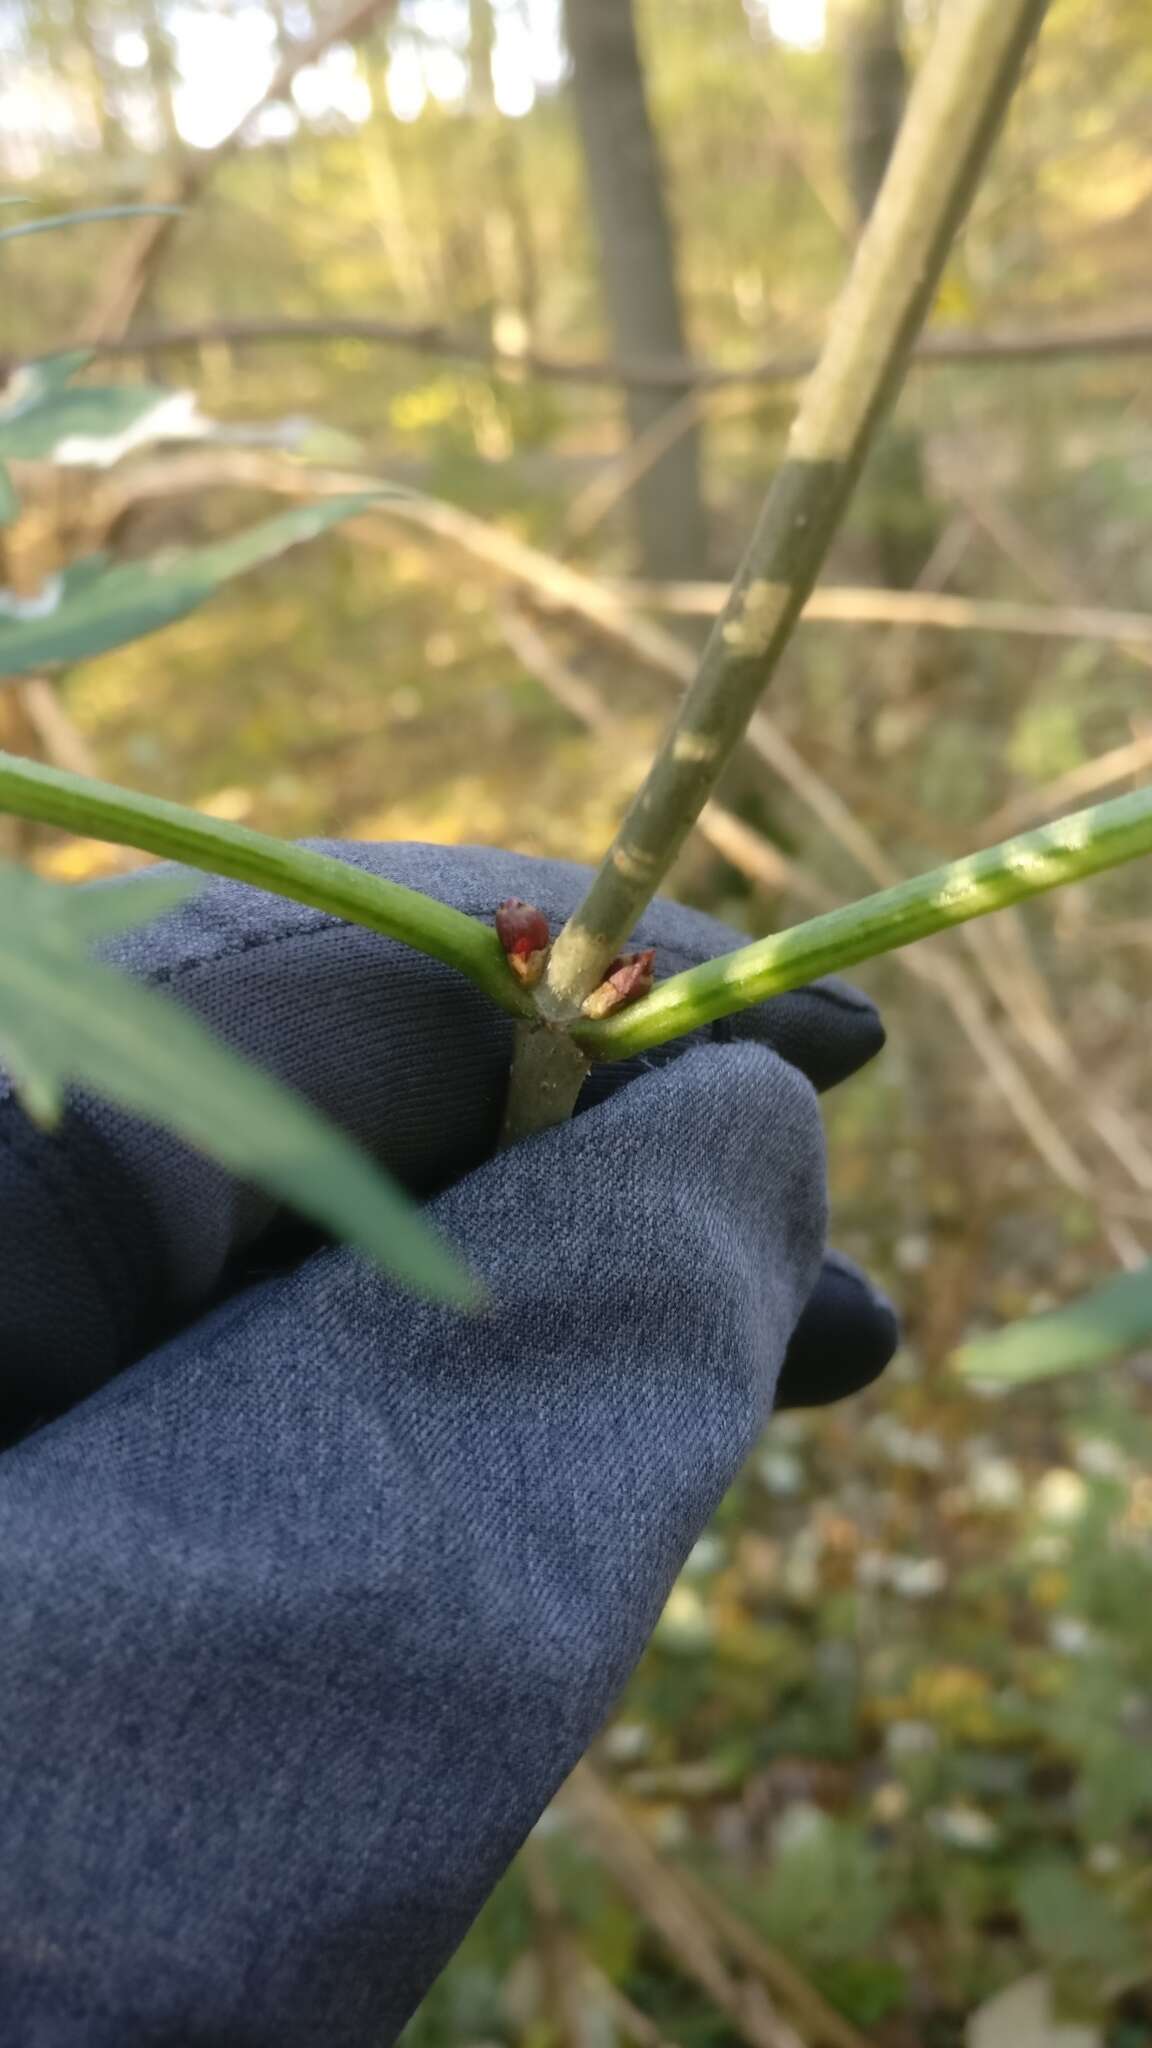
[
  {"left": 572, "top": 785, "right": 1152, "bottom": 1061},
  {"left": 0, "top": 753, "right": 531, "bottom": 1018},
  {"left": 499, "top": 1022, "right": 591, "bottom": 1144},
  {"left": 540, "top": 0, "right": 1049, "bottom": 1020},
  {"left": 5, "top": 763, "right": 1148, "bottom": 1098}
]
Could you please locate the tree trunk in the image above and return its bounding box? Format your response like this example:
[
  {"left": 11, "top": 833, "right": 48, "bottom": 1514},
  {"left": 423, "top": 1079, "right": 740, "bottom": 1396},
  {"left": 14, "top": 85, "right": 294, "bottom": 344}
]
[
  {"left": 562, "top": 0, "right": 709, "bottom": 579},
  {"left": 837, "top": 0, "right": 937, "bottom": 590}
]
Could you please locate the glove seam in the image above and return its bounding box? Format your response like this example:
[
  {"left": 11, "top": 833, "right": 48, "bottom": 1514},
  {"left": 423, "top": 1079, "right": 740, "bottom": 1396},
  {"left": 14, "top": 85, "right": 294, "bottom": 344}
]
[
  {"left": 126, "top": 914, "right": 709, "bottom": 998},
  {"left": 142, "top": 915, "right": 342, "bottom": 989}
]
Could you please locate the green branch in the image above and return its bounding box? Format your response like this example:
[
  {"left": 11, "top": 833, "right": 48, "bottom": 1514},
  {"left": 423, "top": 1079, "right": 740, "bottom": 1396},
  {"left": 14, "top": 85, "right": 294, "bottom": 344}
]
[
  {"left": 541, "top": 0, "right": 1050, "bottom": 1018},
  {"left": 573, "top": 786, "right": 1152, "bottom": 1061},
  {"left": 3, "top": 761, "right": 1150, "bottom": 1088},
  {"left": 0, "top": 753, "right": 532, "bottom": 1019}
]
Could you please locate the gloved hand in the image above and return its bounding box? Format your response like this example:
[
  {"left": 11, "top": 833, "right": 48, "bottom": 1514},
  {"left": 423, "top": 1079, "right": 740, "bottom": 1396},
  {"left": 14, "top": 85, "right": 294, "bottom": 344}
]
[{"left": 0, "top": 842, "right": 897, "bottom": 2045}]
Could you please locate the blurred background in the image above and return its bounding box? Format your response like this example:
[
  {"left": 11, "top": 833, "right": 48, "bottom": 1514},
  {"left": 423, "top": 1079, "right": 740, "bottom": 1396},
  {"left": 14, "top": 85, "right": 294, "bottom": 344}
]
[{"left": 3, "top": 0, "right": 1152, "bottom": 2038}]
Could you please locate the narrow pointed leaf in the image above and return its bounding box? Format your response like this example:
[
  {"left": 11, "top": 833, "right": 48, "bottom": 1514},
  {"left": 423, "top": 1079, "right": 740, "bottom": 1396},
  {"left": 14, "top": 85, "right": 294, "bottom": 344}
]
[
  {"left": 0, "top": 863, "right": 476, "bottom": 1304},
  {"left": 0, "top": 205, "right": 183, "bottom": 245},
  {"left": 61, "top": 872, "right": 202, "bottom": 943},
  {"left": 955, "top": 1261, "right": 1152, "bottom": 1384},
  {"left": 0, "top": 753, "right": 526, "bottom": 1013},
  {"left": 0, "top": 356, "right": 205, "bottom": 466},
  {"left": 7, "top": 350, "right": 95, "bottom": 396},
  {"left": 0, "top": 496, "right": 385, "bottom": 678}
]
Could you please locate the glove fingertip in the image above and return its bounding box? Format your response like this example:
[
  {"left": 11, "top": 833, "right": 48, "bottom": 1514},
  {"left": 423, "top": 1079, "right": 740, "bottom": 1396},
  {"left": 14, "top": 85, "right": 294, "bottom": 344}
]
[{"left": 774, "top": 1250, "right": 899, "bottom": 1408}]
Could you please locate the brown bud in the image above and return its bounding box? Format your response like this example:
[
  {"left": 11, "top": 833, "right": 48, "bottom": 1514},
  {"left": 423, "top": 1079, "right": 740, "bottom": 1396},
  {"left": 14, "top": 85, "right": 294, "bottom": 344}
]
[
  {"left": 580, "top": 948, "right": 656, "bottom": 1020},
  {"left": 495, "top": 897, "right": 551, "bottom": 987}
]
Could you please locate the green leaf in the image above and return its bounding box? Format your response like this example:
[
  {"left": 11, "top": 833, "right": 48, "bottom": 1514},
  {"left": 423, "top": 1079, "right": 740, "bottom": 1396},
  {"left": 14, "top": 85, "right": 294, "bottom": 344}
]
[
  {"left": 0, "top": 496, "right": 385, "bottom": 678},
  {"left": 816, "top": 1957, "right": 908, "bottom": 2028},
  {"left": 0, "top": 355, "right": 202, "bottom": 466},
  {"left": 17, "top": 350, "right": 95, "bottom": 394},
  {"left": 62, "top": 872, "right": 199, "bottom": 944},
  {"left": 0, "top": 461, "right": 16, "bottom": 526},
  {"left": 955, "top": 1262, "right": 1152, "bottom": 1385},
  {"left": 0, "top": 752, "right": 526, "bottom": 1015},
  {"left": 0, "top": 861, "right": 476, "bottom": 1304},
  {"left": 753, "top": 1816, "right": 892, "bottom": 1965},
  {"left": 1015, "top": 1860, "right": 1144, "bottom": 1988},
  {"left": 0, "top": 205, "right": 183, "bottom": 245}
]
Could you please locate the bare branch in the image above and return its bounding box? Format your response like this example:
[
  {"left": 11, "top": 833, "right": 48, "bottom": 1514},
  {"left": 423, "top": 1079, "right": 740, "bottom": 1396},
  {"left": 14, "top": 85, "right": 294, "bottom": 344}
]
[
  {"left": 520, "top": 1840, "right": 606, "bottom": 2048},
  {"left": 79, "top": 0, "right": 400, "bottom": 341},
  {"left": 15, "top": 678, "right": 99, "bottom": 779},
  {"left": 671, "top": 1868, "right": 872, "bottom": 2048},
  {"left": 617, "top": 580, "right": 1152, "bottom": 652},
  {"left": 559, "top": 1765, "right": 806, "bottom": 2048},
  {"left": 980, "top": 730, "right": 1152, "bottom": 837},
  {"left": 65, "top": 314, "right": 1152, "bottom": 389}
]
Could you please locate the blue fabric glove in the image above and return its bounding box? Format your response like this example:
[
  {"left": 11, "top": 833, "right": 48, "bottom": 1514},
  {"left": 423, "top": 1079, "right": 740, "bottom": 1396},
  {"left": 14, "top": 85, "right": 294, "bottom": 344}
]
[{"left": 0, "top": 843, "right": 896, "bottom": 2044}]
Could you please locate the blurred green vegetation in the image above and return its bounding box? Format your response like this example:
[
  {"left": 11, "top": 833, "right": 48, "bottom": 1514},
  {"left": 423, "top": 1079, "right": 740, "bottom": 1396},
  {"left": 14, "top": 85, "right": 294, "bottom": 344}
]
[{"left": 3, "top": 0, "right": 1152, "bottom": 2037}]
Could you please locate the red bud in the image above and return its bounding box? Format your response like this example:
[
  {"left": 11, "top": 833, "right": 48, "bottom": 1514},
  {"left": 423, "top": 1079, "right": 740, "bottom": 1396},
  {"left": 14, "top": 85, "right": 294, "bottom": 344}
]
[
  {"left": 496, "top": 898, "right": 551, "bottom": 987},
  {"left": 580, "top": 948, "right": 656, "bottom": 1019}
]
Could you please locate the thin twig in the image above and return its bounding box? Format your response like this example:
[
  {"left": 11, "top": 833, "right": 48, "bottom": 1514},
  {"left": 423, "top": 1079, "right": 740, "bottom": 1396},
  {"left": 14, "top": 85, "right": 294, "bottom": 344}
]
[
  {"left": 64, "top": 314, "right": 1152, "bottom": 389},
  {"left": 863, "top": 513, "right": 978, "bottom": 705},
  {"left": 561, "top": 388, "right": 742, "bottom": 553},
  {"left": 521, "top": 1839, "right": 606, "bottom": 2048},
  {"left": 523, "top": 1838, "right": 688, "bottom": 2048},
  {"left": 617, "top": 580, "right": 1152, "bottom": 651},
  {"left": 952, "top": 474, "right": 1152, "bottom": 679},
  {"left": 673, "top": 1870, "right": 871, "bottom": 2048},
  {"left": 980, "top": 730, "right": 1152, "bottom": 837},
  {"left": 78, "top": 0, "right": 400, "bottom": 341},
  {"left": 498, "top": 605, "right": 618, "bottom": 737},
  {"left": 581, "top": 1962, "right": 685, "bottom": 2048},
  {"left": 14, "top": 678, "right": 99, "bottom": 779},
  {"left": 959, "top": 912, "right": 1152, "bottom": 1234},
  {"left": 94, "top": 448, "right": 1152, "bottom": 690},
  {"left": 541, "top": 0, "right": 1050, "bottom": 1016},
  {"left": 559, "top": 1766, "right": 805, "bottom": 2048},
  {"left": 86, "top": 448, "right": 698, "bottom": 682}
]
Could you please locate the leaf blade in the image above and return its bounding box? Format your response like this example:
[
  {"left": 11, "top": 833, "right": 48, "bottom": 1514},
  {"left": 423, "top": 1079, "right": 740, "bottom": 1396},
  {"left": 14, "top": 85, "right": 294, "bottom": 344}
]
[
  {"left": 0, "top": 753, "right": 526, "bottom": 1014},
  {"left": 0, "top": 496, "right": 384, "bottom": 677},
  {"left": 0, "top": 863, "right": 477, "bottom": 1305},
  {"left": 954, "top": 1261, "right": 1152, "bottom": 1385},
  {"left": 0, "top": 205, "right": 184, "bottom": 245},
  {"left": 0, "top": 367, "right": 203, "bottom": 466}
]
